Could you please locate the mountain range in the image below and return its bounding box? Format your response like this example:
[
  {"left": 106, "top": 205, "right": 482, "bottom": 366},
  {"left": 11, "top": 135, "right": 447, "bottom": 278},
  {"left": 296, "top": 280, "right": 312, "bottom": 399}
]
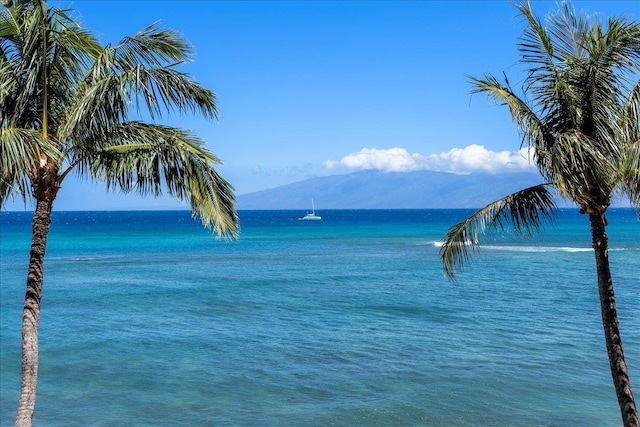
[{"left": 236, "top": 170, "right": 551, "bottom": 210}]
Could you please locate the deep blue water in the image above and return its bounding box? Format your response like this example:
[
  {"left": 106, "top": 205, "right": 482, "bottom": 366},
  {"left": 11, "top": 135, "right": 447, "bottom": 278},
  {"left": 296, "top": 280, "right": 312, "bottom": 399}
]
[{"left": 1, "top": 209, "right": 639, "bottom": 426}]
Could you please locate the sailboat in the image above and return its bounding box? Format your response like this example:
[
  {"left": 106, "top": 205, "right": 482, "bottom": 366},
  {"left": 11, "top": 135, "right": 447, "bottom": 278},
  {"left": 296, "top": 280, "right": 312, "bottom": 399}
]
[{"left": 300, "top": 198, "right": 321, "bottom": 220}]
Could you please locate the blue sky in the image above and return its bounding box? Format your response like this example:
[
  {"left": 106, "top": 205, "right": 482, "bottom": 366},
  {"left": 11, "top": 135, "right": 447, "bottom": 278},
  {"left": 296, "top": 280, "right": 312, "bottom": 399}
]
[{"left": 4, "top": 0, "right": 639, "bottom": 210}]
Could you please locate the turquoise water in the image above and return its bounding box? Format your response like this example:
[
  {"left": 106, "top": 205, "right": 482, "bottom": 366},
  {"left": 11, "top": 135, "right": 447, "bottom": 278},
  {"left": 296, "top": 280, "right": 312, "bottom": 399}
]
[{"left": 1, "top": 209, "right": 638, "bottom": 426}]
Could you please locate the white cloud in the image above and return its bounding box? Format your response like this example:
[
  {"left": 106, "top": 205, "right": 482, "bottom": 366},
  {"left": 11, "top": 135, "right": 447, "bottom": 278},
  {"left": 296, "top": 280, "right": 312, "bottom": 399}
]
[
  {"left": 323, "top": 147, "right": 420, "bottom": 172},
  {"left": 323, "top": 145, "right": 535, "bottom": 174}
]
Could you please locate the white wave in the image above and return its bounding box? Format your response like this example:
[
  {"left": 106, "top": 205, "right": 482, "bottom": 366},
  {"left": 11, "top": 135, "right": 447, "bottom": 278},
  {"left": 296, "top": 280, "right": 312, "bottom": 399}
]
[
  {"left": 67, "top": 255, "right": 122, "bottom": 261},
  {"left": 484, "top": 246, "right": 591, "bottom": 253},
  {"left": 426, "top": 241, "right": 632, "bottom": 253},
  {"left": 432, "top": 240, "right": 475, "bottom": 248},
  {"left": 490, "top": 246, "right": 629, "bottom": 253}
]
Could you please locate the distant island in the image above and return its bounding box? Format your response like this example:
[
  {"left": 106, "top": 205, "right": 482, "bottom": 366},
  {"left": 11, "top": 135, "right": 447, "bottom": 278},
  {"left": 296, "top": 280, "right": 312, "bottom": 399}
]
[
  {"left": 237, "top": 169, "right": 635, "bottom": 210},
  {"left": 237, "top": 170, "right": 546, "bottom": 209}
]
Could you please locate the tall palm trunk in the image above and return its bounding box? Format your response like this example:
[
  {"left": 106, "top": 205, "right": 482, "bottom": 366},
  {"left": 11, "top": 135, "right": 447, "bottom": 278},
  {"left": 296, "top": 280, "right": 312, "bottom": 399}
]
[
  {"left": 589, "top": 212, "right": 638, "bottom": 427},
  {"left": 15, "top": 197, "right": 54, "bottom": 427}
]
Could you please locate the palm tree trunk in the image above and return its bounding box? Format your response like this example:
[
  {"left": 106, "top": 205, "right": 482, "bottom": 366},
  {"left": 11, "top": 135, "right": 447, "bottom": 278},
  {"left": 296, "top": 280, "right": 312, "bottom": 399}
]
[
  {"left": 589, "top": 212, "right": 638, "bottom": 427},
  {"left": 15, "top": 198, "right": 54, "bottom": 427}
]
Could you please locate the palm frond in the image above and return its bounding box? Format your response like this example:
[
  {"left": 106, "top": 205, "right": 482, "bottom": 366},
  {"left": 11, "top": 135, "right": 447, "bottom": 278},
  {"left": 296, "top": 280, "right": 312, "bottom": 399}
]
[
  {"left": 469, "top": 74, "right": 554, "bottom": 177},
  {"left": 1, "top": 0, "right": 99, "bottom": 137},
  {"left": 619, "top": 140, "right": 640, "bottom": 208},
  {"left": 61, "top": 42, "right": 218, "bottom": 144},
  {"left": 617, "top": 81, "right": 640, "bottom": 207},
  {"left": 1, "top": 2, "right": 43, "bottom": 126},
  {"left": 129, "top": 67, "right": 219, "bottom": 121},
  {"left": 516, "top": 1, "right": 556, "bottom": 65},
  {"left": 516, "top": 1, "right": 566, "bottom": 100},
  {"left": 0, "top": 44, "right": 20, "bottom": 125},
  {"left": 182, "top": 153, "right": 238, "bottom": 239},
  {"left": 114, "top": 21, "right": 193, "bottom": 68},
  {"left": 515, "top": 2, "right": 589, "bottom": 146},
  {"left": 620, "top": 80, "right": 640, "bottom": 140},
  {"left": 107, "top": 24, "right": 218, "bottom": 120},
  {"left": 550, "top": 129, "right": 617, "bottom": 205},
  {"left": 594, "top": 17, "right": 640, "bottom": 77},
  {"left": 80, "top": 122, "right": 238, "bottom": 238},
  {"left": 546, "top": 0, "right": 590, "bottom": 60},
  {"left": 1, "top": 127, "right": 38, "bottom": 174},
  {"left": 58, "top": 71, "right": 129, "bottom": 144},
  {"left": 46, "top": 7, "right": 101, "bottom": 109},
  {"left": 441, "top": 184, "right": 557, "bottom": 279},
  {"left": 581, "top": 16, "right": 640, "bottom": 150},
  {"left": 0, "top": 127, "right": 59, "bottom": 205}
]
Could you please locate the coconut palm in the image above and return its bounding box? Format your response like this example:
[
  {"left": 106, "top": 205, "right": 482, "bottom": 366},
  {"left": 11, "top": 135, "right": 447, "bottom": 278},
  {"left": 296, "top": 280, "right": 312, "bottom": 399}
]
[
  {"left": 440, "top": 1, "right": 639, "bottom": 425},
  {"left": 0, "top": 1, "right": 239, "bottom": 425}
]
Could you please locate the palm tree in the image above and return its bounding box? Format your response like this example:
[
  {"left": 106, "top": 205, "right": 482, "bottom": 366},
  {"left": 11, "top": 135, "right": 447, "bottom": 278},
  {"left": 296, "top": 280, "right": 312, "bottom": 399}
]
[
  {"left": 440, "top": 2, "right": 639, "bottom": 425},
  {"left": 0, "top": 1, "right": 239, "bottom": 425}
]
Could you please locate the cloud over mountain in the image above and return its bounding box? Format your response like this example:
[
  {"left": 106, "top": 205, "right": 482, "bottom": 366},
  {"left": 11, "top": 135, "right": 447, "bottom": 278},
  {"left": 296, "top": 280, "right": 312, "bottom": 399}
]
[{"left": 323, "top": 145, "right": 535, "bottom": 174}]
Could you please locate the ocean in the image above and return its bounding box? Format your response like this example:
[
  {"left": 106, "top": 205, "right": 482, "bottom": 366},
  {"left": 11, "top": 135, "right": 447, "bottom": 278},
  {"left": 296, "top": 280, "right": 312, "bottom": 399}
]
[{"left": 1, "top": 209, "right": 638, "bottom": 426}]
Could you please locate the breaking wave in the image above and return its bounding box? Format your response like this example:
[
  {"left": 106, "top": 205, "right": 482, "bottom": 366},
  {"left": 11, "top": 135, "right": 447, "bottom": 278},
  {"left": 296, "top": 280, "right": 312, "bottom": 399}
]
[{"left": 431, "top": 242, "right": 628, "bottom": 253}]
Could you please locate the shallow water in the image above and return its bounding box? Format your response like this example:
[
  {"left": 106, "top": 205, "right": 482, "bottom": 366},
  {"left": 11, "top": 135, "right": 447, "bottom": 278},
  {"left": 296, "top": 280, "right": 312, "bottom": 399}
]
[{"left": 1, "top": 209, "right": 638, "bottom": 426}]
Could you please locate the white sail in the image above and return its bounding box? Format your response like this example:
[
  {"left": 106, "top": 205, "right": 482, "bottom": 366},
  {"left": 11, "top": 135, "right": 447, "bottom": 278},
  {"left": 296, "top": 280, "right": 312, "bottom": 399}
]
[{"left": 300, "top": 199, "right": 321, "bottom": 220}]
